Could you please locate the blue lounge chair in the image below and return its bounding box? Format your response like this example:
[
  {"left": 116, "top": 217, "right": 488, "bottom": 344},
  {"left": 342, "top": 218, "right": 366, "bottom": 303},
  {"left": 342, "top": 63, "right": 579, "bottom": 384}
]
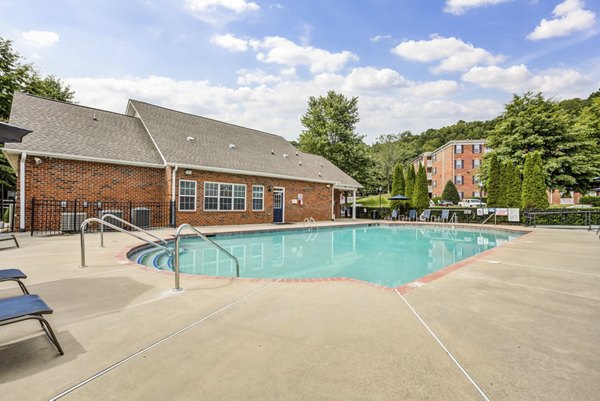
[
  {"left": 419, "top": 209, "right": 432, "bottom": 221},
  {"left": 404, "top": 209, "right": 417, "bottom": 221},
  {"left": 0, "top": 268, "right": 29, "bottom": 294},
  {"left": 390, "top": 209, "right": 399, "bottom": 220},
  {"left": 440, "top": 209, "right": 450, "bottom": 222},
  {"left": 0, "top": 294, "right": 64, "bottom": 355},
  {"left": 0, "top": 234, "right": 19, "bottom": 248}
]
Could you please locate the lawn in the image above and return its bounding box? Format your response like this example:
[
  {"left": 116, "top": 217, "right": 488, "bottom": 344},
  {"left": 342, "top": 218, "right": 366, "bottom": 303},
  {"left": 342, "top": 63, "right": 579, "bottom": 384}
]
[{"left": 350, "top": 193, "right": 391, "bottom": 208}]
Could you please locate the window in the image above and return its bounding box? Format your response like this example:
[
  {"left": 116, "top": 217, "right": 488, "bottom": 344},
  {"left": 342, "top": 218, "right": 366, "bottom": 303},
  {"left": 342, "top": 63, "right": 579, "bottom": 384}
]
[
  {"left": 459, "top": 191, "right": 464, "bottom": 199},
  {"left": 204, "top": 182, "right": 246, "bottom": 211},
  {"left": 473, "top": 144, "right": 481, "bottom": 154},
  {"left": 472, "top": 176, "right": 480, "bottom": 185},
  {"left": 179, "top": 180, "right": 197, "bottom": 211},
  {"left": 432, "top": 154, "right": 437, "bottom": 162},
  {"left": 473, "top": 191, "right": 481, "bottom": 198},
  {"left": 252, "top": 185, "right": 264, "bottom": 211},
  {"left": 432, "top": 166, "right": 437, "bottom": 174},
  {"left": 432, "top": 180, "right": 437, "bottom": 188},
  {"left": 455, "top": 175, "right": 463, "bottom": 185},
  {"left": 455, "top": 144, "right": 463, "bottom": 154},
  {"left": 455, "top": 159, "right": 464, "bottom": 169},
  {"left": 472, "top": 159, "right": 481, "bottom": 168}
]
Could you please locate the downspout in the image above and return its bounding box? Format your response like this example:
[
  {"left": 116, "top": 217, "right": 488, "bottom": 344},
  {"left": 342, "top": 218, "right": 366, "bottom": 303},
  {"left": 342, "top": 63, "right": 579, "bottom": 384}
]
[
  {"left": 19, "top": 152, "right": 27, "bottom": 231},
  {"left": 171, "top": 165, "right": 179, "bottom": 202},
  {"left": 331, "top": 185, "right": 335, "bottom": 220}
]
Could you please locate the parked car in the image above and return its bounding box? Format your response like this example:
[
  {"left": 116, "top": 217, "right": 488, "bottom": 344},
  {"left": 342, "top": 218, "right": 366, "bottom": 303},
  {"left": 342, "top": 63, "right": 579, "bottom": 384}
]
[
  {"left": 458, "top": 198, "right": 486, "bottom": 207},
  {"left": 437, "top": 200, "right": 454, "bottom": 207}
]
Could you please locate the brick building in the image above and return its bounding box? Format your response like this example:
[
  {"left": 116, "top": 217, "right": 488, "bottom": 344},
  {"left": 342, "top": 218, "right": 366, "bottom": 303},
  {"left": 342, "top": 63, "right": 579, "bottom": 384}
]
[
  {"left": 3, "top": 93, "right": 361, "bottom": 231},
  {"left": 428, "top": 140, "right": 487, "bottom": 200}
]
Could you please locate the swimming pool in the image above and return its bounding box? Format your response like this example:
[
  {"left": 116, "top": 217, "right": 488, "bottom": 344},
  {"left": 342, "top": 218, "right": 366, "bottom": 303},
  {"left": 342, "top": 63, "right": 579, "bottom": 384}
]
[{"left": 129, "top": 225, "right": 522, "bottom": 288}]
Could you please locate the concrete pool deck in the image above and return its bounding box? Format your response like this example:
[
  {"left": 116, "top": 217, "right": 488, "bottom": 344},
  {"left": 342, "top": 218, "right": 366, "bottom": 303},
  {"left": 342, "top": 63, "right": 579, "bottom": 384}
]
[{"left": 0, "top": 221, "right": 599, "bottom": 400}]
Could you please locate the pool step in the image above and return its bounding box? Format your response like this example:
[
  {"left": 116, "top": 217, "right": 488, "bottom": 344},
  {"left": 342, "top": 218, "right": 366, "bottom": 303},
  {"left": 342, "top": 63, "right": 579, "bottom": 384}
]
[{"left": 135, "top": 248, "right": 173, "bottom": 271}]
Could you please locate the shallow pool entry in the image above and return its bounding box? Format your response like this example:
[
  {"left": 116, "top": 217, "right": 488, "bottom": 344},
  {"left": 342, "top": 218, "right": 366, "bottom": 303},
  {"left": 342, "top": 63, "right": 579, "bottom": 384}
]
[{"left": 128, "top": 225, "right": 522, "bottom": 288}]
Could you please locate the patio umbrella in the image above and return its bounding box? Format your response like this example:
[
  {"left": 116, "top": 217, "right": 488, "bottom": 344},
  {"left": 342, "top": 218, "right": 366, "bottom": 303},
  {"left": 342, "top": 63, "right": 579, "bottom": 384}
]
[
  {"left": 0, "top": 121, "right": 32, "bottom": 143},
  {"left": 388, "top": 194, "right": 410, "bottom": 200}
]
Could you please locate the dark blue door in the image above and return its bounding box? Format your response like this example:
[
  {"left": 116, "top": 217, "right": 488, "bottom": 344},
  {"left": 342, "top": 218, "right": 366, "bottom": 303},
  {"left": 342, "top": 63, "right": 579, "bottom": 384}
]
[{"left": 273, "top": 190, "right": 283, "bottom": 223}]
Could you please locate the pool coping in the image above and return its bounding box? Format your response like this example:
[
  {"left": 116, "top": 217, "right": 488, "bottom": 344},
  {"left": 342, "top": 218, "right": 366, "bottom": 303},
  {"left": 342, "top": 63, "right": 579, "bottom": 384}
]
[{"left": 116, "top": 222, "right": 533, "bottom": 293}]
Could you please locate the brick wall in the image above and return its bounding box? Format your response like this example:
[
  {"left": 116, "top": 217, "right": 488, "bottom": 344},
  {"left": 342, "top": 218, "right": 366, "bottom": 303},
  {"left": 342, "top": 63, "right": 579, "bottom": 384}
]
[
  {"left": 431, "top": 143, "right": 484, "bottom": 199},
  {"left": 173, "top": 169, "right": 333, "bottom": 226}
]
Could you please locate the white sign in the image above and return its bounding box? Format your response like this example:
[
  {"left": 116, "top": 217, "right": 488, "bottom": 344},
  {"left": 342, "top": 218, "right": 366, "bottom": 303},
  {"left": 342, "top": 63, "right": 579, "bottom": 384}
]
[
  {"left": 496, "top": 208, "right": 508, "bottom": 216},
  {"left": 476, "top": 208, "right": 483, "bottom": 216},
  {"left": 297, "top": 194, "right": 303, "bottom": 201},
  {"left": 508, "top": 208, "right": 520, "bottom": 222}
]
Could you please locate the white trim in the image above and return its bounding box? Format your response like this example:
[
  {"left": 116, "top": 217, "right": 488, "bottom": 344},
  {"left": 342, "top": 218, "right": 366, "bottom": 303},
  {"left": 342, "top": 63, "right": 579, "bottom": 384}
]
[
  {"left": 2, "top": 148, "right": 164, "bottom": 169},
  {"left": 352, "top": 189, "right": 357, "bottom": 220},
  {"left": 252, "top": 185, "right": 265, "bottom": 211},
  {"left": 19, "top": 153, "right": 26, "bottom": 231},
  {"left": 128, "top": 101, "right": 168, "bottom": 166},
  {"left": 178, "top": 179, "right": 197, "bottom": 212},
  {"left": 168, "top": 162, "right": 360, "bottom": 188},
  {"left": 171, "top": 165, "right": 178, "bottom": 202},
  {"left": 203, "top": 181, "right": 247, "bottom": 212}
]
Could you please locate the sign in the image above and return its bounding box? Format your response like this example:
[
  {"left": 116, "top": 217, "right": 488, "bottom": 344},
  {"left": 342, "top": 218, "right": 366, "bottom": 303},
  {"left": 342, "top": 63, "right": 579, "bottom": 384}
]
[
  {"left": 476, "top": 208, "right": 483, "bottom": 216},
  {"left": 508, "top": 208, "right": 520, "bottom": 222},
  {"left": 297, "top": 194, "right": 303, "bottom": 201},
  {"left": 496, "top": 208, "right": 508, "bottom": 216},
  {"left": 291, "top": 199, "right": 297, "bottom": 204}
]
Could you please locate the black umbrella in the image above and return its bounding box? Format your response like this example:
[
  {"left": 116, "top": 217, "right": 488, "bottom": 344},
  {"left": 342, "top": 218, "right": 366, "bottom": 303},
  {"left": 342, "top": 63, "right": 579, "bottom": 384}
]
[
  {"left": 0, "top": 121, "right": 32, "bottom": 143},
  {"left": 388, "top": 194, "right": 410, "bottom": 200}
]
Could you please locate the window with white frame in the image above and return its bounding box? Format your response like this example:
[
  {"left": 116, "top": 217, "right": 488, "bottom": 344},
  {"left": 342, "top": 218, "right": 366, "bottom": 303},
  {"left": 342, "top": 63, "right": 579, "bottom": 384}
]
[
  {"left": 472, "top": 159, "right": 481, "bottom": 168},
  {"left": 433, "top": 180, "right": 437, "bottom": 188},
  {"left": 473, "top": 144, "right": 481, "bottom": 153},
  {"left": 473, "top": 191, "right": 481, "bottom": 198},
  {"left": 459, "top": 191, "right": 464, "bottom": 199},
  {"left": 432, "top": 166, "right": 437, "bottom": 174},
  {"left": 252, "top": 185, "right": 264, "bottom": 211},
  {"left": 204, "top": 182, "right": 246, "bottom": 211},
  {"left": 455, "top": 159, "right": 464, "bottom": 169},
  {"left": 179, "top": 180, "right": 197, "bottom": 211},
  {"left": 432, "top": 154, "right": 437, "bottom": 162},
  {"left": 455, "top": 175, "right": 464, "bottom": 185},
  {"left": 455, "top": 144, "right": 463, "bottom": 154}
]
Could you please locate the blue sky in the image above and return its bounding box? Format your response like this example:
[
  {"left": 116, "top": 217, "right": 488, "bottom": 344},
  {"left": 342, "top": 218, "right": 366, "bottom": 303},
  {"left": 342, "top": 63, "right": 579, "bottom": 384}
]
[{"left": 1, "top": 0, "right": 598, "bottom": 143}]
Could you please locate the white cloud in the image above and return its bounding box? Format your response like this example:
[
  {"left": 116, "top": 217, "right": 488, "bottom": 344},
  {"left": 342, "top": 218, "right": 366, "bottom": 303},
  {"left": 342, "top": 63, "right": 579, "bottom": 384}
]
[
  {"left": 370, "top": 34, "right": 392, "bottom": 42},
  {"left": 462, "top": 64, "right": 593, "bottom": 97},
  {"left": 444, "top": 0, "right": 512, "bottom": 15},
  {"left": 210, "top": 33, "right": 250, "bottom": 52},
  {"left": 528, "top": 0, "right": 596, "bottom": 40},
  {"left": 184, "top": 0, "right": 259, "bottom": 25},
  {"left": 236, "top": 69, "right": 282, "bottom": 86},
  {"left": 342, "top": 67, "right": 409, "bottom": 92},
  {"left": 20, "top": 30, "right": 60, "bottom": 48},
  {"left": 391, "top": 34, "right": 504, "bottom": 73}
]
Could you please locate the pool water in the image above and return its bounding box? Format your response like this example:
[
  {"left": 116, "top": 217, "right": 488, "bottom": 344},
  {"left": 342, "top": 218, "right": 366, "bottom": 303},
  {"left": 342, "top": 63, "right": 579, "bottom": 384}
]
[{"left": 130, "top": 225, "right": 521, "bottom": 288}]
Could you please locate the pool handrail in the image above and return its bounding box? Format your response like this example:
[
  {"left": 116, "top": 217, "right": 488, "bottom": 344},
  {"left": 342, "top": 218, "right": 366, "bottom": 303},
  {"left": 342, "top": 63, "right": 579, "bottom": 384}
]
[
  {"left": 173, "top": 224, "right": 240, "bottom": 291},
  {"left": 99, "top": 213, "right": 169, "bottom": 248},
  {"left": 80, "top": 218, "right": 172, "bottom": 268}
]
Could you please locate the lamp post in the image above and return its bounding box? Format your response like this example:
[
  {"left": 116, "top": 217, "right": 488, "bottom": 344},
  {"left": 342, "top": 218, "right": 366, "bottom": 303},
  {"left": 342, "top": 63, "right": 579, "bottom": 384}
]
[{"left": 378, "top": 186, "right": 382, "bottom": 208}]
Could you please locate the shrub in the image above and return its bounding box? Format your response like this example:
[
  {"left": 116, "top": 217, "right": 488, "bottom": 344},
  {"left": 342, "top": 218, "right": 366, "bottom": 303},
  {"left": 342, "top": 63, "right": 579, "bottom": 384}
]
[{"left": 580, "top": 196, "right": 600, "bottom": 207}]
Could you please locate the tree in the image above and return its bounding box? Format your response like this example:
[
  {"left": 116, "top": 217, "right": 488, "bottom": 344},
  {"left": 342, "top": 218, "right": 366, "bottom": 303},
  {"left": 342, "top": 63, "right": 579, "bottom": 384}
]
[
  {"left": 298, "top": 90, "right": 374, "bottom": 185},
  {"left": 441, "top": 180, "right": 460, "bottom": 204},
  {"left": 412, "top": 163, "right": 429, "bottom": 211},
  {"left": 1, "top": 37, "right": 74, "bottom": 195},
  {"left": 500, "top": 160, "right": 522, "bottom": 207},
  {"left": 488, "top": 92, "right": 600, "bottom": 194},
  {"left": 404, "top": 165, "right": 416, "bottom": 205},
  {"left": 371, "top": 133, "right": 401, "bottom": 192},
  {"left": 522, "top": 152, "right": 548, "bottom": 209},
  {"left": 389, "top": 162, "right": 405, "bottom": 210},
  {"left": 485, "top": 152, "right": 502, "bottom": 207}
]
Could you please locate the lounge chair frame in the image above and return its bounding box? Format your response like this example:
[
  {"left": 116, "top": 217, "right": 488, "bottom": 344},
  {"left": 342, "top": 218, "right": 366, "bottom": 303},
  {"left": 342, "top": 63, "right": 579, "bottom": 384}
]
[
  {"left": 0, "top": 268, "right": 29, "bottom": 294},
  {"left": 0, "top": 234, "right": 19, "bottom": 248}
]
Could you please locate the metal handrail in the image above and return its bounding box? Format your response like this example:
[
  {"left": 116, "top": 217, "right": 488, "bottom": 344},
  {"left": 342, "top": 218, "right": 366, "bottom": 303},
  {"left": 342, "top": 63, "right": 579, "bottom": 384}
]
[
  {"left": 100, "top": 213, "right": 169, "bottom": 248},
  {"left": 173, "top": 224, "right": 240, "bottom": 291},
  {"left": 80, "top": 218, "right": 172, "bottom": 268},
  {"left": 303, "top": 217, "right": 317, "bottom": 231},
  {"left": 449, "top": 213, "right": 459, "bottom": 224},
  {"left": 309, "top": 217, "right": 317, "bottom": 229},
  {"left": 481, "top": 213, "right": 497, "bottom": 226}
]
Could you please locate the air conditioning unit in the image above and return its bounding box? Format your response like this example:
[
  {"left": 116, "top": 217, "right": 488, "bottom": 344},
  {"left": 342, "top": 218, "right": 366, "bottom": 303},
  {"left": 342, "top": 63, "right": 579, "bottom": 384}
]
[
  {"left": 98, "top": 210, "right": 124, "bottom": 231},
  {"left": 131, "top": 207, "right": 151, "bottom": 228},
  {"left": 60, "top": 212, "right": 87, "bottom": 232}
]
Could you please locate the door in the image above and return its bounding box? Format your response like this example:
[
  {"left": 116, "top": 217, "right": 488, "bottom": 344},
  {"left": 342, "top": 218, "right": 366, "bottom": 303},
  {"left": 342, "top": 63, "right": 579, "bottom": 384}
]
[{"left": 273, "top": 189, "right": 284, "bottom": 223}]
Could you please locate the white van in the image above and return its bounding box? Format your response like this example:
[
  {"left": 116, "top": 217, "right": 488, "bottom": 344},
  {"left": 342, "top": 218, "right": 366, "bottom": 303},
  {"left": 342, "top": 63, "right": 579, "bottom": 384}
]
[{"left": 458, "top": 198, "right": 486, "bottom": 207}]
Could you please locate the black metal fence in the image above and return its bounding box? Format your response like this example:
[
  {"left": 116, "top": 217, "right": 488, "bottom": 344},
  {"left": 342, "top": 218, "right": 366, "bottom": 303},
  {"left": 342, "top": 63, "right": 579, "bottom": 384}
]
[
  {"left": 30, "top": 198, "right": 175, "bottom": 236},
  {"left": 0, "top": 198, "right": 16, "bottom": 232}
]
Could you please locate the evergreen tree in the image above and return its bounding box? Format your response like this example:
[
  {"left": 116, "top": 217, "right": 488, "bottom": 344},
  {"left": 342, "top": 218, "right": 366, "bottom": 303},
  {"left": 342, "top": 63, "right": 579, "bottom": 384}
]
[
  {"left": 404, "top": 165, "right": 416, "bottom": 205},
  {"left": 441, "top": 180, "right": 460, "bottom": 204},
  {"left": 412, "top": 163, "right": 429, "bottom": 211},
  {"left": 522, "top": 152, "right": 549, "bottom": 209},
  {"left": 485, "top": 152, "right": 502, "bottom": 207},
  {"left": 501, "top": 161, "right": 522, "bottom": 207},
  {"left": 390, "top": 162, "right": 405, "bottom": 210}
]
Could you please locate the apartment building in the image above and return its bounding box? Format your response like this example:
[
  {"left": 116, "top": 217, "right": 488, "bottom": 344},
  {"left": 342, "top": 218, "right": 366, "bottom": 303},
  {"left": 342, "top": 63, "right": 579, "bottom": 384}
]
[{"left": 429, "top": 140, "right": 487, "bottom": 200}]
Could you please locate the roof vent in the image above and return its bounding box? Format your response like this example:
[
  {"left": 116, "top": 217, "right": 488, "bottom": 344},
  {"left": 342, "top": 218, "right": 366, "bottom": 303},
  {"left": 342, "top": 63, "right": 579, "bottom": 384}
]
[
  {"left": 283, "top": 154, "right": 288, "bottom": 159},
  {"left": 295, "top": 151, "right": 299, "bottom": 156},
  {"left": 318, "top": 172, "right": 322, "bottom": 177},
  {"left": 298, "top": 160, "right": 302, "bottom": 166},
  {"left": 229, "top": 144, "right": 236, "bottom": 149},
  {"left": 186, "top": 136, "right": 195, "bottom": 142},
  {"left": 92, "top": 113, "right": 98, "bottom": 121},
  {"left": 320, "top": 163, "right": 323, "bottom": 167},
  {"left": 271, "top": 149, "right": 275, "bottom": 155}
]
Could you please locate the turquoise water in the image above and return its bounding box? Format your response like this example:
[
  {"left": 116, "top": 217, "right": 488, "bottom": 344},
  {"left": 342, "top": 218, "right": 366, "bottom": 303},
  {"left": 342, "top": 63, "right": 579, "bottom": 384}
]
[{"left": 131, "top": 225, "right": 521, "bottom": 288}]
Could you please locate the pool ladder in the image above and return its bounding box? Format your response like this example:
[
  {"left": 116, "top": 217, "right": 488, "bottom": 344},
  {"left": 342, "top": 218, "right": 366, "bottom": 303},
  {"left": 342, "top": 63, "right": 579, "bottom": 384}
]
[{"left": 303, "top": 217, "right": 317, "bottom": 231}]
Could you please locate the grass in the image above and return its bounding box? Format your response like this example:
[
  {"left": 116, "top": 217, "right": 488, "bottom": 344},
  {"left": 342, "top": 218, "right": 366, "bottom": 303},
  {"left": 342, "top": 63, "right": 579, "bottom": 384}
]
[{"left": 351, "top": 193, "right": 391, "bottom": 208}]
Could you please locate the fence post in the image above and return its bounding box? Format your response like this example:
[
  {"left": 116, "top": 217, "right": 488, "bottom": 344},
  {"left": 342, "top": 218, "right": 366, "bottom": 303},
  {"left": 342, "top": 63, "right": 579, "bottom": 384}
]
[
  {"left": 129, "top": 201, "right": 133, "bottom": 230},
  {"left": 170, "top": 201, "right": 176, "bottom": 227},
  {"left": 30, "top": 197, "right": 35, "bottom": 236}
]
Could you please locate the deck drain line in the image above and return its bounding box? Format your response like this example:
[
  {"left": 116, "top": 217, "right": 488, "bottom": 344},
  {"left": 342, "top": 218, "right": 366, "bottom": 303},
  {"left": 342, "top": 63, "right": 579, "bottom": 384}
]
[
  {"left": 394, "top": 289, "right": 491, "bottom": 401},
  {"left": 49, "top": 279, "right": 282, "bottom": 401}
]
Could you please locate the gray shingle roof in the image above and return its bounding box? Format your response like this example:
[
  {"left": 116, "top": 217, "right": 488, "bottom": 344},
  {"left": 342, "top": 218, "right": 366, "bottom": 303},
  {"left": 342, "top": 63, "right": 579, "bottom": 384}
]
[
  {"left": 4, "top": 93, "right": 361, "bottom": 188},
  {"left": 128, "top": 100, "right": 361, "bottom": 187},
  {"left": 5, "top": 93, "right": 164, "bottom": 166}
]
